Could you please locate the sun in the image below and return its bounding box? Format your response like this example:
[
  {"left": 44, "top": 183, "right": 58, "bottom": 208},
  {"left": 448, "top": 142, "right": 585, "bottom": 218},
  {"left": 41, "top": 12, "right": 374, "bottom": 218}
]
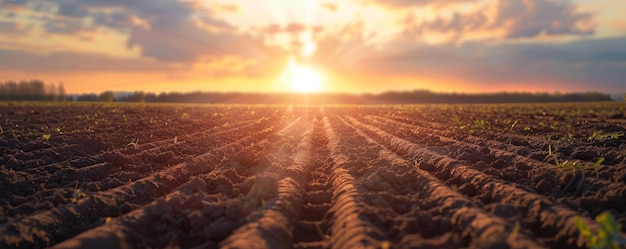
[
  {"left": 280, "top": 59, "right": 324, "bottom": 93},
  {"left": 291, "top": 66, "right": 322, "bottom": 92}
]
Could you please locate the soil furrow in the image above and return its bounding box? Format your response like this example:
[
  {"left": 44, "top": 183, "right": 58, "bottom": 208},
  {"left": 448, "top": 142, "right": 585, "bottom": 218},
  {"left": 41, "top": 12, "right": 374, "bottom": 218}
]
[
  {"left": 365, "top": 115, "right": 626, "bottom": 215},
  {"left": 292, "top": 119, "right": 333, "bottom": 249},
  {"left": 51, "top": 115, "right": 305, "bottom": 249},
  {"left": 220, "top": 118, "right": 316, "bottom": 248},
  {"left": 0, "top": 118, "right": 288, "bottom": 249},
  {"left": 343, "top": 115, "right": 626, "bottom": 248},
  {"left": 1, "top": 104, "right": 625, "bottom": 249},
  {"left": 322, "top": 116, "right": 387, "bottom": 248},
  {"left": 0, "top": 118, "right": 267, "bottom": 223},
  {"left": 336, "top": 115, "right": 548, "bottom": 248}
]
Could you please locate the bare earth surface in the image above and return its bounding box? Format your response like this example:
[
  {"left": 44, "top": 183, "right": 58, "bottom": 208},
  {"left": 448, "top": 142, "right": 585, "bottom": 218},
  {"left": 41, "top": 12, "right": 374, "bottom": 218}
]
[{"left": 1, "top": 102, "right": 625, "bottom": 249}]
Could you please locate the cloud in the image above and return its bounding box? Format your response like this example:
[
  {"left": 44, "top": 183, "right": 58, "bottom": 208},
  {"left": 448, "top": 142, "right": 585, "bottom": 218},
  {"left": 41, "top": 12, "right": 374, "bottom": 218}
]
[
  {"left": 2, "top": 0, "right": 624, "bottom": 94},
  {"left": 0, "top": 20, "right": 31, "bottom": 36},
  {"left": 259, "top": 23, "right": 324, "bottom": 36},
  {"left": 0, "top": 49, "right": 169, "bottom": 72},
  {"left": 309, "top": 22, "right": 378, "bottom": 70},
  {"left": 42, "top": 17, "right": 92, "bottom": 34},
  {"left": 494, "top": 0, "right": 595, "bottom": 38},
  {"left": 367, "top": 0, "right": 480, "bottom": 9},
  {"left": 56, "top": 1, "right": 89, "bottom": 17},
  {"left": 409, "top": 0, "right": 595, "bottom": 40},
  {"left": 212, "top": 3, "right": 239, "bottom": 14},
  {"left": 92, "top": 11, "right": 135, "bottom": 30},
  {"left": 321, "top": 2, "right": 338, "bottom": 12},
  {"left": 20, "top": 0, "right": 279, "bottom": 64},
  {"left": 613, "top": 20, "right": 626, "bottom": 33},
  {"left": 347, "top": 37, "right": 626, "bottom": 91},
  {"left": 0, "top": 0, "right": 29, "bottom": 10}
]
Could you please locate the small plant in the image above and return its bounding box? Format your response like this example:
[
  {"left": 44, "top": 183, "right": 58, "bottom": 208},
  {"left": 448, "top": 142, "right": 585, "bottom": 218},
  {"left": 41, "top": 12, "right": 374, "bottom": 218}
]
[
  {"left": 126, "top": 138, "right": 139, "bottom": 148},
  {"left": 550, "top": 122, "right": 558, "bottom": 130},
  {"left": 539, "top": 122, "right": 547, "bottom": 129},
  {"left": 474, "top": 119, "right": 489, "bottom": 130},
  {"left": 451, "top": 115, "right": 462, "bottom": 126},
  {"left": 507, "top": 221, "right": 521, "bottom": 243},
  {"left": 609, "top": 132, "right": 624, "bottom": 140},
  {"left": 508, "top": 120, "right": 519, "bottom": 131},
  {"left": 589, "top": 130, "right": 624, "bottom": 141},
  {"left": 42, "top": 134, "right": 51, "bottom": 140},
  {"left": 548, "top": 145, "right": 603, "bottom": 172},
  {"left": 71, "top": 189, "right": 87, "bottom": 203},
  {"left": 575, "top": 211, "right": 626, "bottom": 249},
  {"left": 592, "top": 157, "right": 605, "bottom": 178}
]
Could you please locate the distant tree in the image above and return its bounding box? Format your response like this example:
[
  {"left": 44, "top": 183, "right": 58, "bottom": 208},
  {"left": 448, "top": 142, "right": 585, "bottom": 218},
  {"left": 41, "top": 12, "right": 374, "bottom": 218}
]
[
  {"left": 623, "top": 93, "right": 626, "bottom": 102},
  {"left": 136, "top": 91, "right": 146, "bottom": 102},
  {"left": 98, "top": 91, "right": 115, "bottom": 102},
  {"left": 77, "top": 94, "right": 98, "bottom": 101},
  {"left": 115, "top": 91, "right": 147, "bottom": 102},
  {"left": 57, "top": 83, "right": 66, "bottom": 101}
]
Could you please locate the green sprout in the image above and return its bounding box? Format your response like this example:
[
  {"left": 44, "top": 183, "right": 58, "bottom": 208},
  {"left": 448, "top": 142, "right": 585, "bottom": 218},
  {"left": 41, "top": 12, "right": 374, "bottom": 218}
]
[
  {"left": 473, "top": 119, "right": 489, "bottom": 130},
  {"left": 575, "top": 212, "right": 626, "bottom": 249},
  {"left": 450, "top": 184, "right": 458, "bottom": 191},
  {"left": 589, "top": 131, "right": 624, "bottom": 141},
  {"left": 126, "top": 138, "right": 139, "bottom": 148},
  {"left": 548, "top": 145, "right": 604, "bottom": 172},
  {"left": 507, "top": 221, "right": 521, "bottom": 244},
  {"left": 42, "top": 134, "right": 51, "bottom": 140},
  {"left": 550, "top": 122, "right": 558, "bottom": 130},
  {"left": 71, "top": 189, "right": 87, "bottom": 203},
  {"left": 590, "top": 157, "right": 605, "bottom": 178},
  {"left": 508, "top": 120, "right": 519, "bottom": 131},
  {"left": 451, "top": 115, "right": 462, "bottom": 126},
  {"left": 539, "top": 122, "right": 547, "bottom": 129},
  {"left": 609, "top": 132, "right": 625, "bottom": 139}
]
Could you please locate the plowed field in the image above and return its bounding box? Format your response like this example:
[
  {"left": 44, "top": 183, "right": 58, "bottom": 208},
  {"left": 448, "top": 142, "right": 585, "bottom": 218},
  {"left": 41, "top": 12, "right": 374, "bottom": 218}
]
[{"left": 1, "top": 102, "right": 625, "bottom": 249}]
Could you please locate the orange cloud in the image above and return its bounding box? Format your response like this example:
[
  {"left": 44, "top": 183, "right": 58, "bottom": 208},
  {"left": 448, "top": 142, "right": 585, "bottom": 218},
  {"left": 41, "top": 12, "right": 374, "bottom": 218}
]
[
  {"left": 321, "top": 3, "right": 338, "bottom": 13},
  {"left": 406, "top": 0, "right": 595, "bottom": 42},
  {"left": 613, "top": 20, "right": 626, "bottom": 32},
  {"left": 212, "top": 3, "right": 240, "bottom": 14},
  {"left": 366, "top": 0, "right": 481, "bottom": 9}
]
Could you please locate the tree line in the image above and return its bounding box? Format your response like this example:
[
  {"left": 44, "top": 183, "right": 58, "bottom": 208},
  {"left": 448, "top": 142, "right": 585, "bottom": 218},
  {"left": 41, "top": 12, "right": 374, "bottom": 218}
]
[
  {"left": 0, "top": 80, "right": 66, "bottom": 101},
  {"left": 1, "top": 79, "right": 620, "bottom": 104},
  {"left": 111, "top": 90, "right": 616, "bottom": 104}
]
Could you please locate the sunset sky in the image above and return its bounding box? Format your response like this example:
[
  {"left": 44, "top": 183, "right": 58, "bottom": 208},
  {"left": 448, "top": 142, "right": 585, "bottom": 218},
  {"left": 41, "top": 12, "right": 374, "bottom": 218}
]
[{"left": 1, "top": 0, "right": 625, "bottom": 94}]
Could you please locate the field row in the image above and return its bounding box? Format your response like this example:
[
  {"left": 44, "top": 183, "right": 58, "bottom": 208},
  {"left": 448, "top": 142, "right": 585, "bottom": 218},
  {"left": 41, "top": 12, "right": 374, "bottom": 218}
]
[{"left": 1, "top": 103, "right": 625, "bottom": 248}]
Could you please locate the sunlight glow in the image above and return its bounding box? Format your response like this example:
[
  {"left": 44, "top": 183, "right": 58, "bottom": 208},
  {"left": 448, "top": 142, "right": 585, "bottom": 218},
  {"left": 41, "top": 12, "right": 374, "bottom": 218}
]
[
  {"left": 301, "top": 31, "right": 317, "bottom": 58},
  {"left": 280, "top": 58, "right": 323, "bottom": 93}
]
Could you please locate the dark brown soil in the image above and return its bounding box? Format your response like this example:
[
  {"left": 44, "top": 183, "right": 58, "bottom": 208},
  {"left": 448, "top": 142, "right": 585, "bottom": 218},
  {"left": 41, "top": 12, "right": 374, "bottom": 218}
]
[{"left": 1, "top": 102, "right": 625, "bottom": 249}]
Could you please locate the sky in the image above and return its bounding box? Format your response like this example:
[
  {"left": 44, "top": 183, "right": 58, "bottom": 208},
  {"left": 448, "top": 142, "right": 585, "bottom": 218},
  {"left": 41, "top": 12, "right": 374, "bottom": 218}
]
[{"left": 0, "top": 0, "right": 625, "bottom": 94}]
